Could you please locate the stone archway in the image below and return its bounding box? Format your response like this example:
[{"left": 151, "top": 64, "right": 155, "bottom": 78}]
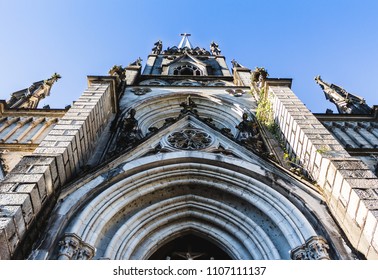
[
  {"left": 149, "top": 234, "right": 232, "bottom": 260},
  {"left": 54, "top": 152, "right": 329, "bottom": 260}
]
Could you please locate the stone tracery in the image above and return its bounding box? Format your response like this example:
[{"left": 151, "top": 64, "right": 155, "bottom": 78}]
[{"left": 167, "top": 129, "right": 212, "bottom": 150}]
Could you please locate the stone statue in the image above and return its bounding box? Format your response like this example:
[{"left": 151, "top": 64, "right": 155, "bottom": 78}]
[
  {"left": 236, "top": 113, "right": 259, "bottom": 137},
  {"left": 210, "top": 41, "right": 221, "bottom": 56},
  {"left": 236, "top": 113, "right": 264, "bottom": 152},
  {"left": 113, "top": 108, "right": 141, "bottom": 153},
  {"left": 152, "top": 40, "right": 163, "bottom": 55},
  {"left": 122, "top": 109, "right": 138, "bottom": 132}
]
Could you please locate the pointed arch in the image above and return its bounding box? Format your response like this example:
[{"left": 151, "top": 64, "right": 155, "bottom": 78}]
[{"left": 47, "top": 152, "right": 327, "bottom": 260}]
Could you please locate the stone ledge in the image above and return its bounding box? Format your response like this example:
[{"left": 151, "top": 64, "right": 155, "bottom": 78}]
[{"left": 0, "top": 194, "right": 34, "bottom": 229}]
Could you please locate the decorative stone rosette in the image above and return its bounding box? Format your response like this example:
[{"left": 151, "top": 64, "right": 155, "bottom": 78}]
[{"left": 167, "top": 129, "right": 212, "bottom": 150}]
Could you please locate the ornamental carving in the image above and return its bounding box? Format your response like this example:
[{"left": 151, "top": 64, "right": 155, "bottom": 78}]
[
  {"left": 152, "top": 40, "right": 163, "bottom": 55},
  {"left": 162, "top": 46, "right": 210, "bottom": 56},
  {"left": 58, "top": 233, "right": 95, "bottom": 260},
  {"left": 236, "top": 112, "right": 265, "bottom": 153},
  {"left": 290, "top": 236, "right": 330, "bottom": 260},
  {"left": 130, "top": 87, "right": 151, "bottom": 95},
  {"left": 180, "top": 95, "right": 198, "bottom": 116},
  {"left": 210, "top": 41, "right": 221, "bottom": 56},
  {"left": 167, "top": 129, "right": 212, "bottom": 150},
  {"left": 226, "top": 89, "right": 245, "bottom": 97},
  {"left": 108, "top": 109, "right": 142, "bottom": 158}
]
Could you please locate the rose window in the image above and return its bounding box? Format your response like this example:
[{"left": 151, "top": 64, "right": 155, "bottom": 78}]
[{"left": 167, "top": 129, "right": 212, "bottom": 150}]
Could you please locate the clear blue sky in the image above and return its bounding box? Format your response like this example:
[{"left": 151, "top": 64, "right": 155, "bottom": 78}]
[{"left": 1, "top": 0, "right": 377, "bottom": 113}]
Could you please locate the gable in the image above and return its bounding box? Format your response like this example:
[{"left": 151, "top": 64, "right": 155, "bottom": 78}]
[{"left": 162, "top": 54, "right": 208, "bottom": 76}]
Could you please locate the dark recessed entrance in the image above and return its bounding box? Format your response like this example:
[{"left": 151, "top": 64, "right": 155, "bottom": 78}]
[{"left": 149, "top": 234, "right": 232, "bottom": 260}]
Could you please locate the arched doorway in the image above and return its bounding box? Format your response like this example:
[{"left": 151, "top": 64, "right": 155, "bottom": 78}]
[
  {"left": 49, "top": 152, "right": 330, "bottom": 260},
  {"left": 149, "top": 234, "right": 232, "bottom": 260}
]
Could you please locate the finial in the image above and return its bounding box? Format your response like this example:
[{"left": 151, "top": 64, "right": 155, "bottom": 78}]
[
  {"left": 315, "top": 76, "right": 372, "bottom": 114},
  {"left": 45, "top": 73, "right": 61, "bottom": 86},
  {"left": 231, "top": 59, "right": 242, "bottom": 68},
  {"left": 129, "top": 57, "right": 142, "bottom": 66}
]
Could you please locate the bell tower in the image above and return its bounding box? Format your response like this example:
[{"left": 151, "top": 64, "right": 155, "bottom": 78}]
[{"left": 143, "top": 34, "right": 231, "bottom": 78}]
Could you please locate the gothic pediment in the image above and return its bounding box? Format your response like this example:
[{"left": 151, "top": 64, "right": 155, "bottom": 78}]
[
  {"left": 162, "top": 53, "right": 208, "bottom": 76},
  {"left": 164, "top": 53, "right": 206, "bottom": 68},
  {"left": 105, "top": 112, "right": 271, "bottom": 167}
]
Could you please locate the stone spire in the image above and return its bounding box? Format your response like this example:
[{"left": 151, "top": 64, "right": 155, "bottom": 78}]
[
  {"left": 6, "top": 73, "right": 61, "bottom": 109},
  {"left": 315, "top": 75, "right": 372, "bottom": 114},
  {"left": 178, "top": 33, "right": 193, "bottom": 49}
]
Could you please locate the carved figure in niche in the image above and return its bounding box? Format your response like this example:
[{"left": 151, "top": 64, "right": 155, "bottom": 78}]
[
  {"left": 210, "top": 41, "right": 221, "bottom": 56},
  {"left": 152, "top": 40, "right": 163, "bottom": 54},
  {"left": 236, "top": 113, "right": 264, "bottom": 152}
]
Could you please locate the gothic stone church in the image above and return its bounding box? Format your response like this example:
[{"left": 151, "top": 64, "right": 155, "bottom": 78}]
[{"left": 1, "top": 35, "right": 378, "bottom": 260}]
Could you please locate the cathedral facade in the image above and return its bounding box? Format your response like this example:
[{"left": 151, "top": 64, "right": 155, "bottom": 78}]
[{"left": 0, "top": 35, "right": 377, "bottom": 260}]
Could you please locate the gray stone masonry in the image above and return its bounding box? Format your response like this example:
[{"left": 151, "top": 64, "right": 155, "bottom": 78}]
[
  {"left": 0, "top": 77, "right": 117, "bottom": 259},
  {"left": 233, "top": 67, "right": 251, "bottom": 87},
  {"left": 125, "top": 65, "right": 141, "bottom": 85},
  {"left": 267, "top": 83, "right": 378, "bottom": 259}
]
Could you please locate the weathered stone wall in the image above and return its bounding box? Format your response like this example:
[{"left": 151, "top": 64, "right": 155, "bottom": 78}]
[
  {"left": 0, "top": 77, "right": 116, "bottom": 259},
  {"left": 233, "top": 68, "right": 251, "bottom": 87},
  {"left": 267, "top": 83, "right": 378, "bottom": 259}
]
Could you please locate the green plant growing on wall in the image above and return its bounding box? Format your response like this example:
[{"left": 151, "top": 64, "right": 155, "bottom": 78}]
[
  {"left": 316, "top": 145, "right": 330, "bottom": 154},
  {"left": 255, "top": 89, "right": 277, "bottom": 134}
]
